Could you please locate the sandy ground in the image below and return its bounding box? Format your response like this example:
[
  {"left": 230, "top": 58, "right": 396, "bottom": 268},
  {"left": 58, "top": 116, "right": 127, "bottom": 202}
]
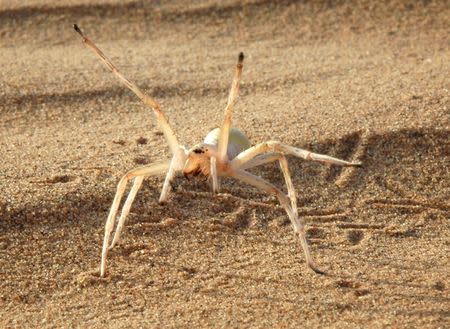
[{"left": 0, "top": 0, "right": 449, "bottom": 327}]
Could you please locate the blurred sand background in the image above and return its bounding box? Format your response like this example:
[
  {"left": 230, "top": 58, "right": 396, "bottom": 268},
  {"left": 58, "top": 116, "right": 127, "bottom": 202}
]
[{"left": 0, "top": 0, "right": 449, "bottom": 327}]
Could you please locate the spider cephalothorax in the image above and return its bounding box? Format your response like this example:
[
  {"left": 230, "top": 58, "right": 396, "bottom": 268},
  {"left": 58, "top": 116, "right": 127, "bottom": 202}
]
[
  {"left": 74, "top": 24, "right": 362, "bottom": 278},
  {"left": 183, "top": 127, "right": 251, "bottom": 178},
  {"left": 183, "top": 144, "right": 216, "bottom": 178}
]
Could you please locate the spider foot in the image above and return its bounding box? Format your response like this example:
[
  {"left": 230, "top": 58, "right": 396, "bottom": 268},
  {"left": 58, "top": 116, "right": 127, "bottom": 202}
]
[
  {"left": 308, "top": 261, "right": 326, "bottom": 275},
  {"left": 108, "top": 241, "right": 119, "bottom": 250}
]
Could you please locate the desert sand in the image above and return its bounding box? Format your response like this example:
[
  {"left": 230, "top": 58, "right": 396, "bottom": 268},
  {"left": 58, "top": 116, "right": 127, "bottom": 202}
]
[{"left": 0, "top": 0, "right": 449, "bottom": 327}]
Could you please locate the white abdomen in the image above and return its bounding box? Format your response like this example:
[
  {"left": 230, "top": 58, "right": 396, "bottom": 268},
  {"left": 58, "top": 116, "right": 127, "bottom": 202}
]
[{"left": 204, "top": 127, "right": 251, "bottom": 160}]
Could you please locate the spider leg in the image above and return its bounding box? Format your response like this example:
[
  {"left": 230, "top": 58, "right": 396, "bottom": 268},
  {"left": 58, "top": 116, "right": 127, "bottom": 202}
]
[
  {"left": 230, "top": 169, "right": 324, "bottom": 274},
  {"left": 73, "top": 24, "right": 179, "bottom": 155},
  {"left": 159, "top": 164, "right": 176, "bottom": 204},
  {"left": 101, "top": 162, "right": 170, "bottom": 277},
  {"left": 240, "top": 153, "right": 297, "bottom": 214},
  {"left": 159, "top": 151, "right": 187, "bottom": 204},
  {"left": 217, "top": 52, "right": 244, "bottom": 161},
  {"left": 239, "top": 152, "right": 281, "bottom": 170},
  {"left": 278, "top": 155, "right": 298, "bottom": 217},
  {"left": 231, "top": 141, "right": 362, "bottom": 169},
  {"left": 109, "top": 176, "right": 144, "bottom": 249},
  {"left": 210, "top": 156, "right": 220, "bottom": 193}
]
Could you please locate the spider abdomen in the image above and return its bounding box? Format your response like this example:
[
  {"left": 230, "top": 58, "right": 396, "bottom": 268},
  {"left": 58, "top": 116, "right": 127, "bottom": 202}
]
[{"left": 204, "top": 127, "right": 251, "bottom": 160}]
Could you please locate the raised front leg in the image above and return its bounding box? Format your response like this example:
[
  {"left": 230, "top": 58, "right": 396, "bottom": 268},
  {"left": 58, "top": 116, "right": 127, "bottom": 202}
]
[
  {"left": 217, "top": 52, "right": 244, "bottom": 162},
  {"left": 74, "top": 24, "right": 180, "bottom": 155}
]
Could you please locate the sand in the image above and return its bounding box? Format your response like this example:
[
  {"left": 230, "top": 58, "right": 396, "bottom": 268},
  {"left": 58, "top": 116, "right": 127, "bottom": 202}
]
[{"left": 0, "top": 0, "right": 449, "bottom": 327}]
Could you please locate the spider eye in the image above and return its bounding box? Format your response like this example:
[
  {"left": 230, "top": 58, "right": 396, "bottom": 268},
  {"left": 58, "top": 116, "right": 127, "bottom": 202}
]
[{"left": 193, "top": 149, "right": 204, "bottom": 154}]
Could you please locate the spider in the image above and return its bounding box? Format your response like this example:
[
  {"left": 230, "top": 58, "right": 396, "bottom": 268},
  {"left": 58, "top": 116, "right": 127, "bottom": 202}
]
[{"left": 74, "top": 24, "right": 361, "bottom": 278}]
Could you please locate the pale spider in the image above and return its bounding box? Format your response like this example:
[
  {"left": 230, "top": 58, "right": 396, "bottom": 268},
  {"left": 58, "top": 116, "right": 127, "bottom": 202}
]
[{"left": 74, "top": 24, "right": 361, "bottom": 277}]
